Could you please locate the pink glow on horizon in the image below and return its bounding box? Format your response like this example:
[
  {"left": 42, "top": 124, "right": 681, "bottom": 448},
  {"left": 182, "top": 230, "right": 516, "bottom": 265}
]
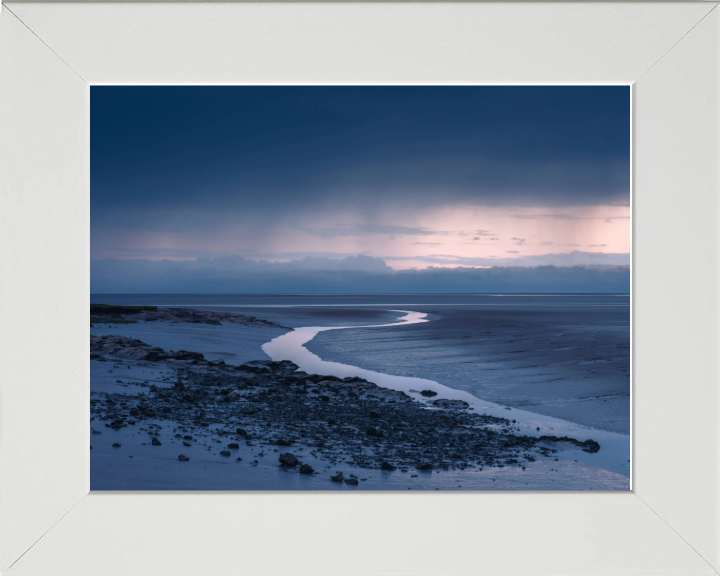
[{"left": 92, "top": 204, "right": 630, "bottom": 268}]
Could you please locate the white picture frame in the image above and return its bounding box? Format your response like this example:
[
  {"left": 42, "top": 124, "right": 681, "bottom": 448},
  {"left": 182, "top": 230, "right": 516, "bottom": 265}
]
[{"left": 0, "top": 2, "right": 718, "bottom": 574}]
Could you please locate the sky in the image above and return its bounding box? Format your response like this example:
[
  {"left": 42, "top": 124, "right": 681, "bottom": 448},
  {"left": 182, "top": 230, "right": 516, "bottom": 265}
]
[{"left": 91, "top": 86, "right": 630, "bottom": 293}]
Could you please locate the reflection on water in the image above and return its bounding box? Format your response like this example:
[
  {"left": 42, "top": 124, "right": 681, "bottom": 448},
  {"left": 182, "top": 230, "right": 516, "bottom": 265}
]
[{"left": 262, "top": 310, "right": 631, "bottom": 479}]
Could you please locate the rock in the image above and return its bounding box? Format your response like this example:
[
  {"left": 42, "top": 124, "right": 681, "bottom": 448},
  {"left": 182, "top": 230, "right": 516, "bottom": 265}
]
[
  {"left": 112, "top": 443, "right": 121, "bottom": 448},
  {"left": 183, "top": 442, "right": 191, "bottom": 447},
  {"left": 91, "top": 430, "right": 102, "bottom": 435},
  {"left": 327, "top": 418, "right": 337, "bottom": 425},
  {"left": 367, "top": 427, "right": 383, "bottom": 437},
  {"left": 538, "top": 435, "right": 601, "bottom": 454},
  {"left": 369, "top": 410, "right": 381, "bottom": 418},
  {"left": 171, "top": 350, "right": 204, "bottom": 361},
  {"left": 580, "top": 440, "right": 601, "bottom": 453},
  {"left": 236, "top": 428, "right": 247, "bottom": 436},
  {"left": 151, "top": 437, "right": 162, "bottom": 446},
  {"left": 227, "top": 443, "right": 240, "bottom": 449},
  {"left": 279, "top": 453, "right": 299, "bottom": 467},
  {"left": 183, "top": 435, "right": 193, "bottom": 440},
  {"left": 129, "top": 408, "right": 139, "bottom": 416},
  {"left": 432, "top": 399, "right": 469, "bottom": 410},
  {"left": 242, "top": 407, "right": 257, "bottom": 415},
  {"left": 220, "top": 450, "right": 231, "bottom": 457},
  {"left": 344, "top": 478, "right": 359, "bottom": 485},
  {"left": 236, "top": 457, "right": 243, "bottom": 462},
  {"left": 331, "top": 472, "right": 345, "bottom": 482},
  {"left": 416, "top": 463, "right": 433, "bottom": 471},
  {"left": 381, "top": 461, "right": 397, "bottom": 471},
  {"left": 299, "top": 464, "right": 314, "bottom": 474},
  {"left": 178, "top": 454, "right": 189, "bottom": 461},
  {"left": 420, "top": 390, "right": 438, "bottom": 397},
  {"left": 276, "top": 438, "right": 292, "bottom": 447}
]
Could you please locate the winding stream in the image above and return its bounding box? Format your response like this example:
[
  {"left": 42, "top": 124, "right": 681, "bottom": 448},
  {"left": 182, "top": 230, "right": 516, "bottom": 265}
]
[{"left": 262, "top": 310, "right": 631, "bottom": 479}]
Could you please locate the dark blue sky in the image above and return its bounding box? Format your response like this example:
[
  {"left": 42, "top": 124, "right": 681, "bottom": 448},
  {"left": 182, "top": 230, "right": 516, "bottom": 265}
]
[
  {"left": 92, "top": 86, "right": 629, "bottom": 215},
  {"left": 90, "top": 86, "right": 630, "bottom": 293}
]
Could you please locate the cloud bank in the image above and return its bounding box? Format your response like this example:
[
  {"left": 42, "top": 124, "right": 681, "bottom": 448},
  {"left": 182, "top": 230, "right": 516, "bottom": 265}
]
[
  {"left": 92, "top": 254, "right": 629, "bottom": 294},
  {"left": 384, "top": 250, "right": 630, "bottom": 267}
]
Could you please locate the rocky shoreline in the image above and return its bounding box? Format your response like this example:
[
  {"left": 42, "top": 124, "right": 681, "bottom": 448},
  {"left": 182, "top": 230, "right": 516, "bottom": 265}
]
[
  {"left": 91, "top": 334, "right": 601, "bottom": 483},
  {"left": 90, "top": 304, "right": 290, "bottom": 329}
]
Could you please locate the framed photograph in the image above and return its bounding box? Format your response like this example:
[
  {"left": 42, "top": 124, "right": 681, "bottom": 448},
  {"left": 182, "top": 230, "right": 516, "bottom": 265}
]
[{"left": 1, "top": 2, "right": 718, "bottom": 575}]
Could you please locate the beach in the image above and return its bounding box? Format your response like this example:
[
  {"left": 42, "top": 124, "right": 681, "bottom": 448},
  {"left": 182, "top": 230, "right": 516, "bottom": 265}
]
[{"left": 90, "top": 295, "right": 630, "bottom": 491}]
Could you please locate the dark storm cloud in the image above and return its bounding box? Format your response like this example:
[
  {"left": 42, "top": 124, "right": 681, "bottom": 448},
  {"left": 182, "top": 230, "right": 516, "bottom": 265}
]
[{"left": 91, "top": 86, "right": 630, "bottom": 233}]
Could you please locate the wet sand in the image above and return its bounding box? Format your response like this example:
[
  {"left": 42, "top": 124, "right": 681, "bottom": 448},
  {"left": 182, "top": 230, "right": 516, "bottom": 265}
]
[{"left": 306, "top": 306, "right": 630, "bottom": 434}]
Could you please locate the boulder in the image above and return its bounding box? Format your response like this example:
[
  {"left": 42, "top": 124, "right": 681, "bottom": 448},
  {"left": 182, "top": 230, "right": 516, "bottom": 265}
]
[
  {"left": 299, "top": 464, "right": 314, "bottom": 474},
  {"left": 151, "top": 437, "right": 162, "bottom": 446},
  {"left": 331, "top": 472, "right": 345, "bottom": 483},
  {"left": 178, "top": 454, "right": 189, "bottom": 461},
  {"left": 279, "top": 453, "right": 299, "bottom": 467},
  {"left": 381, "top": 461, "right": 397, "bottom": 471}
]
